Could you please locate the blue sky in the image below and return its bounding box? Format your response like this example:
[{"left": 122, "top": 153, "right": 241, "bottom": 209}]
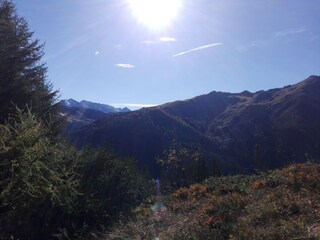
[{"left": 15, "top": 0, "right": 320, "bottom": 109}]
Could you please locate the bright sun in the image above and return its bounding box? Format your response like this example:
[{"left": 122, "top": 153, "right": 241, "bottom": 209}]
[{"left": 128, "top": 0, "right": 182, "bottom": 29}]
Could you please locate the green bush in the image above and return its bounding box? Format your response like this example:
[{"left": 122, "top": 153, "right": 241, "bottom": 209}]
[
  {"left": 0, "top": 109, "right": 152, "bottom": 239},
  {"left": 75, "top": 149, "right": 152, "bottom": 232},
  {"left": 0, "top": 109, "right": 79, "bottom": 239}
]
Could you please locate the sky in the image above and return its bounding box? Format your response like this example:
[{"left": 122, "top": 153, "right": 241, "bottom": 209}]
[{"left": 14, "top": 0, "right": 320, "bottom": 109}]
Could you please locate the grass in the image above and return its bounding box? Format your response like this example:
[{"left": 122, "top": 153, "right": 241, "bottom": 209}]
[{"left": 104, "top": 163, "right": 320, "bottom": 240}]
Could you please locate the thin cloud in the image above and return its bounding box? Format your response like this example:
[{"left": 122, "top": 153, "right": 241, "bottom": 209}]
[
  {"left": 274, "top": 27, "right": 306, "bottom": 37},
  {"left": 310, "top": 35, "right": 320, "bottom": 42},
  {"left": 114, "top": 44, "right": 122, "bottom": 49},
  {"left": 159, "top": 37, "right": 176, "bottom": 42},
  {"left": 115, "top": 63, "right": 135, "bottom": 68},
  {"left": 172, "top": 43, "right": 223, "bottom": 57},
  {"left": 244, "top": 39, "right": 271, "bottom": 50},
  {"left": 95, "top": 51, "right": 100, "bottom": 55},
  {"left": 142, "top": 37, "right": 177, "bottom": 44},
  {"left": 239, "top": 27, "right": 306, "bottom": 52}
]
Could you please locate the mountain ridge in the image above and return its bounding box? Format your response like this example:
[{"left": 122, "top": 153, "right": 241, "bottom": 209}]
[
  {"left": 69, "top": 75, "right": 320, "bottom": 176},
  {"left": 61, "top": 99, "right": 131, "bottom": 113},
  {"left": 60, "top": 99, "right": 131, "bottom": 134}
]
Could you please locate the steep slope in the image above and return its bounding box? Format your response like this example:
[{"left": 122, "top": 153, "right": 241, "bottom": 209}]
[
  {"left": 70, "top": 76, "right": 320, "bottom": 176},
  {"left": 60, "top": 105, "right": 110, "bottom": 133},
  {"left": 70, "top": 107, "right": 219, "bottom": 176},
  {"left": 208, "top": 75, "right": 320, "bottom": 170}
]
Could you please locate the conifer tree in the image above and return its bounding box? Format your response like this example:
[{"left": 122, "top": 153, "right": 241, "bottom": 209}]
[{"left": 0, "top": 0, "right": 58, "bottom": 124}]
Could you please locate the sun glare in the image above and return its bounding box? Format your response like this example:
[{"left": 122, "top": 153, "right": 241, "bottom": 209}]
[{"left": 128, "top": 0, "right": 182, "bottom": 29}]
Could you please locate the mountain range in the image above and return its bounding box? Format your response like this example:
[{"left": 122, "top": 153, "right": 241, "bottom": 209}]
[
  {"left": 61, "top": 99, "right": 130, "bottom": 114},
  {"left": 60, "top": 99, "right": 130, "bottom": 133},
  {"left": 67, "top": 76, "right": 320, "bottom": 177}
]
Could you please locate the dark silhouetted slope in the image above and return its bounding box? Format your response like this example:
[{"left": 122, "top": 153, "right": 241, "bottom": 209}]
[
  {"left": 69, "top": 76, "right": 320, "bottom": 176},
  {"left": 208, "top": 75, "right": 320, "bottom": 170}
]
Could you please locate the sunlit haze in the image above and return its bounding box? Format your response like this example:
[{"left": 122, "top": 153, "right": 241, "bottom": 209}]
[
  {"left": 14, "top": 0, "right": 320, "bottom": 109},
  {"left": 128, "top": 0, "right": 182, "bottom": 30}
]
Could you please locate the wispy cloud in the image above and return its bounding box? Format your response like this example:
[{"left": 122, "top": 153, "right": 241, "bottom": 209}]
[
  {"left": 310, "top": 35, "right": 320, "bottom": 42},
  {"left": 239, "top": 27, "right": 306, "bottom": 52},
  {"left": 114, "top": 44, "right": 122, "bottom": 49},
  {"left": 274, "top": 27, "right": 306, "bottom": 37},
  {"left": 142, "top": 37, "right": 177, "bottom": 44},
  {"left": 242, "top": 39, "right": 271, "bottom": 50},
  {"left": 159, "top": 37, "right": 176, "bottom": 42},
  {"left": 172, "top": 43, "right": 223, "bottom": 57},
  {"left": 95, "top": 51, "right": 100, "bottom": 56},
  {"left": 114, "top": 63, "right": 135, "bottom": 68}
]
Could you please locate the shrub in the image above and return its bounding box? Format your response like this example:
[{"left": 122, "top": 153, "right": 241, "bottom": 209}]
[
  {"left": 74, "top": 149, "right": 152, "bottom": 232},
  {"left": 0, "top": 109, "right": 79, "bottom": 239}
]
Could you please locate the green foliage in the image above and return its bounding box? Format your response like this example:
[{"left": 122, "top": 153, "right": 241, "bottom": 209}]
[
  {"left": 0, "top": 109, "right": 152, "bottom": 239},
  {"left": 0, "top": 0, "right": 59, "bottom": 124},
  {"left": 75, "top": 149, "right": 152, "bottom": 231},
  {"left": 0, "top": 2, "right": 152, "bottom": 239},
  {"left": 0, "top": 109, "right": 79, "bottom": 239},
  {"left": 157, "top": 141, "right": 210, "bottom": 192}
]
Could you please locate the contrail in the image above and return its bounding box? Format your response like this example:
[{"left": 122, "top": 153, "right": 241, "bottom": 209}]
[{"left": 172, "top": 42, "right": 223, "bottom": 57}]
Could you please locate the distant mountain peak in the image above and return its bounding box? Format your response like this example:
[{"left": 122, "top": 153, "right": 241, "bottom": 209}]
[
  {"left": 122, "top": 107, "right": 131, "bottom": 112},
  {"left": 62, "top": 99, "right": 79, "bottom": 106},
  {"left": 60, "top": 99, "right": 131, "bottom": 113},
  {"left": 240, "top": 90, "right": 253, "bottom": 97},
  {"left": 297, "top": 75, "right": 320, "bottom": 88}
]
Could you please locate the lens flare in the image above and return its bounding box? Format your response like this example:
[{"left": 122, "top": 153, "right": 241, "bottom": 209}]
[{"left": 151, "top": 179, "right": 166, "bottom": 220}]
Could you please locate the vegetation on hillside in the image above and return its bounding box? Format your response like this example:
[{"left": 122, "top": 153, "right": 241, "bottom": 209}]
[
  {"left": 1, "top": 1, "right": 319, "bottom": 240},
  {"left": 0, "top": 1, "right": 151, "bottom": 239},
  {"left": 157, "top": 140, "right": 220, "bottom": 193},
  {"left": 0, "top": 110, "right": 151, "bottom": 239},
  {"left": 0, "top": 109, "right": 79, "bottom": 239},
  {"left": 106, "top": 163, "right": 320, "bottom": 240}
]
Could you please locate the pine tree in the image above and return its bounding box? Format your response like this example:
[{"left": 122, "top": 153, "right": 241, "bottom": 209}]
[
  {"left": 0, "top": 109, "right": 80, "bottom": 239},
  {"left": 0, "top": 0, "right": 58, "bottom": 124}
]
